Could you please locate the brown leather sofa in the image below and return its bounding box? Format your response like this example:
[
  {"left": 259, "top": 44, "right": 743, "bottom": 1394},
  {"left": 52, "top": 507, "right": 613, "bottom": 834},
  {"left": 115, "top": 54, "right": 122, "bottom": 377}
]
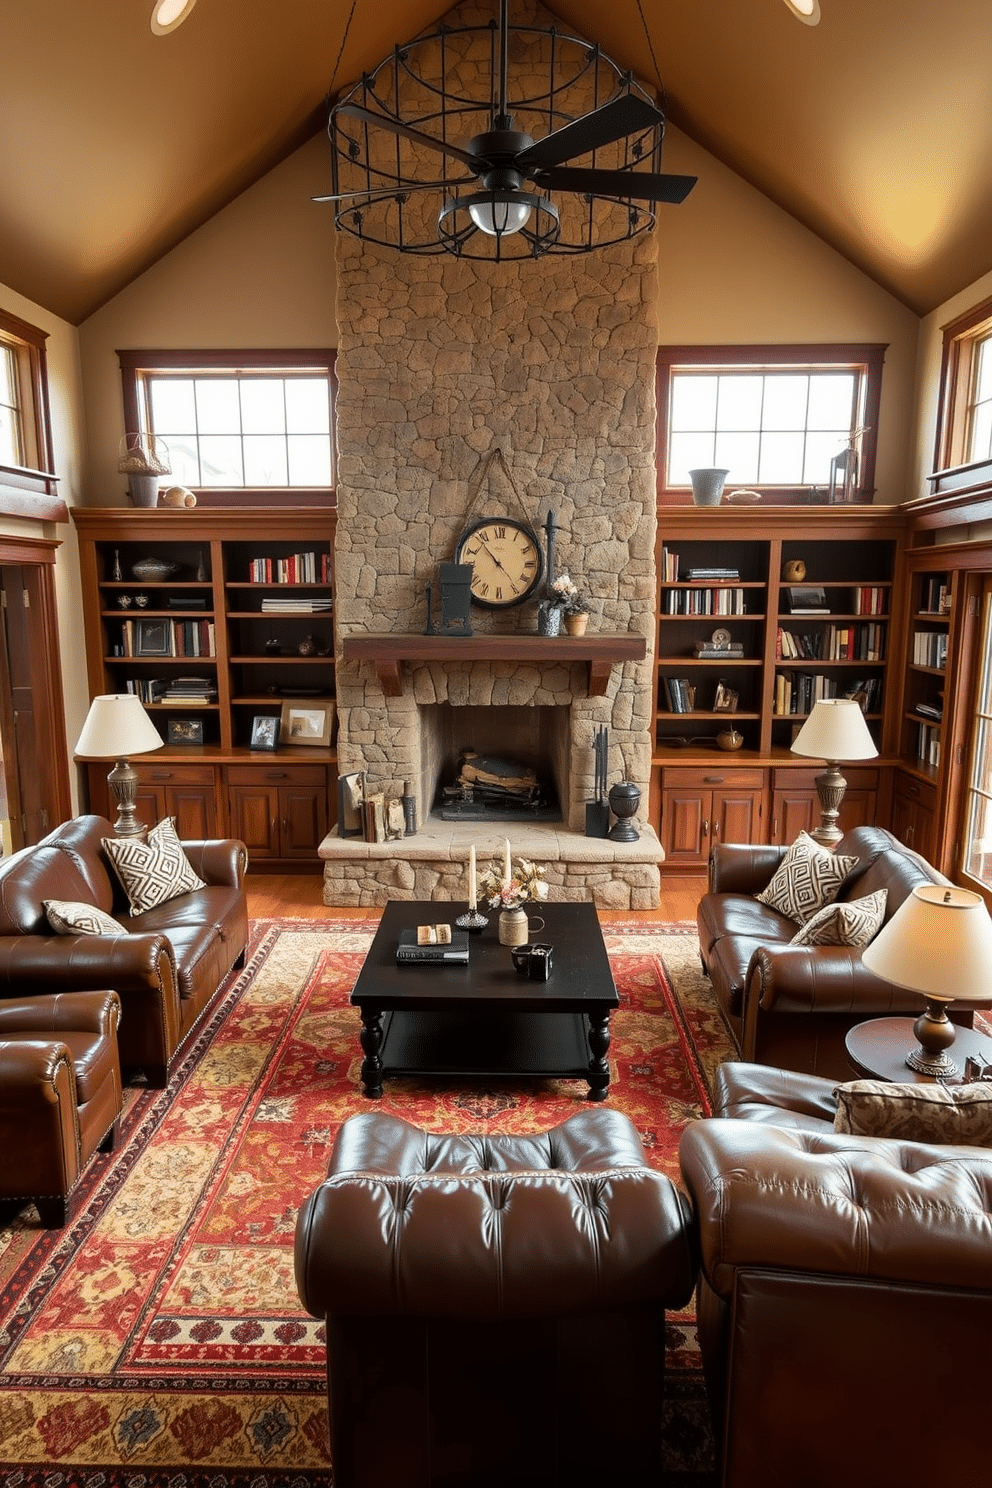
[
  {"left": 0, "top": 814, "right": 248, "bottom": 1087},
  {"left": 295, "top": 1107, "right": 698, "bottom": 1488},
  {"left": 0, "top": 989, "right": 123, "bottom": 1226},
  {"left": 679, "top": 1061, "right": 992, "bottom": 1488},
  {"left": 696, "top": 824, "right": 980, "bottom": 1078}
]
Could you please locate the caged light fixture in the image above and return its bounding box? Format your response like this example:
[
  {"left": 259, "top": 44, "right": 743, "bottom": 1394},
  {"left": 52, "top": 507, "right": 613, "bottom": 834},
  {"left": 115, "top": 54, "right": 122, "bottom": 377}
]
[{"left": 315, "top": 0, "right": 696, "bottom": 262}]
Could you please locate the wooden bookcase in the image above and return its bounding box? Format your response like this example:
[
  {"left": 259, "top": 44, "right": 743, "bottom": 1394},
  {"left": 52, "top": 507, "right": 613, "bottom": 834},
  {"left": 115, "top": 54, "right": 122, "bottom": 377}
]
[
  {"left": 652, "top": 506, "right": 905, "bottom": 868},
  {"left": 72, "top": 507, "right": 337, "bottom": 870}
]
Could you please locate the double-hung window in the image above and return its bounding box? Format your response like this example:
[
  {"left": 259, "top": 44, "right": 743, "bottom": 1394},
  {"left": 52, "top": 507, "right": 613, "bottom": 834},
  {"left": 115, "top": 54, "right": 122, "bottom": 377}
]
[
  {"left": 118, "top": 350, "right": 336, "bottom": 504},
  {"left": 657, "top": 344, "right": 884, "bottom": 502},
  {"left": 934, "top": 299, "right": 992, "bottom": 479},
  {"left": 0, "top": 308, "right": 61, "bottom": 518}
]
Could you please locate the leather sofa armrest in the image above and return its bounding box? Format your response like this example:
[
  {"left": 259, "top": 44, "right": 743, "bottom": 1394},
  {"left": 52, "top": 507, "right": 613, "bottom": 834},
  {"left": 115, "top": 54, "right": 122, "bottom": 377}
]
[
  {"left": 0, "top": 932, "right": 177, "bottom": 994},
  {"left": 0, "top": 989, "right": 121, "bottom": 1037},
  {"left": 678, "top": 1118, "right": 992, "bottom": 1298},
  {"left": 296, "top": 1168, "right": 697, "bottom": 1320},
  {"left": 708, "top": 843, "right": 788, "bottom": 895},
  {"left": 180, "top": 838, "right": 248, "bottom": 887},
  {"left": 744, "top": 943, "right": 907, "bottom": 1018}
]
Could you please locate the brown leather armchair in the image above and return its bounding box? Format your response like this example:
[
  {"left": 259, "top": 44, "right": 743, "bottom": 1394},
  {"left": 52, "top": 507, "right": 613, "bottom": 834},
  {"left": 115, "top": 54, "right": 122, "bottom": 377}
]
[
  {"left": 679, "top": 1061, "right": 992, "bottom": 1488},
  {"left": 295, "top": 1108, "right": 698, "bottom": 1488},
  {"left": 0, "top": 990, "right": 123, "bottom": 1227}
]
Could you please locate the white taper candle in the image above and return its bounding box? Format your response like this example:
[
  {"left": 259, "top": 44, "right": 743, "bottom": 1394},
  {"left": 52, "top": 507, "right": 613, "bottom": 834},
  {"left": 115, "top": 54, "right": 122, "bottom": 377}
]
[
  {"left": 504, "top": 837, "right": 512, "bottom": 888},
  {"left": 469, "top": 844, "right": 476, "bottom": 910}
]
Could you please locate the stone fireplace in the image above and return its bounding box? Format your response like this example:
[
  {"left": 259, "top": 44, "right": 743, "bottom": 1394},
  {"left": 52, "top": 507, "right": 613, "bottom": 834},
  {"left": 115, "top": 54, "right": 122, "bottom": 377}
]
[{"left": 320, "top": 0, "right": 662, "bottom": 908}]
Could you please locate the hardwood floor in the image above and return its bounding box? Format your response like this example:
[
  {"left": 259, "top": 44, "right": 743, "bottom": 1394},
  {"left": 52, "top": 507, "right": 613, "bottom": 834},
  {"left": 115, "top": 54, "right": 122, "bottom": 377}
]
[{"left": 245, "top": 873, "right": 707, "bottom": 922}]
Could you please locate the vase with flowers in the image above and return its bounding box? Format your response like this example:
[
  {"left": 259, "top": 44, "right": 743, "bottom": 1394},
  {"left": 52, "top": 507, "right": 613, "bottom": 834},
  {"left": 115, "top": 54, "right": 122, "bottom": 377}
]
[
  {"left": 544, "top": 573, "right": 591, "bottom": 636},
  {"left": 477, "top": 840, "right": 549, "bottom": 945}
]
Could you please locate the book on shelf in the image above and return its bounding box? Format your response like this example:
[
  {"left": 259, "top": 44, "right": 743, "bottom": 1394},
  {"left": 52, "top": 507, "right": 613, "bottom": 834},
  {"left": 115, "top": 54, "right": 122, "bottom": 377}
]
[
  {"left": 684, "top": 567, "right": 740, "bottom": 581},
  {"left": 785, "top": 586, "right": 829, "bottom": 614},
  {"left": 852, "top": 586, "right": 887, "bottom": 616},
  {"left": 660, "top": 545, "right": 680, "bottom": 583},
  {"left": 396, "top": 928, "right": 470, "bottom": 964},
  {"left": 693, "top": 642, "right": 745, "bottom": 658},
  {"left": 664, "top": 676, "right": 695, "bottom": 713},
  {"left": 260, "top": 597, "right": 332, "bottom": 613},
  {"left": 921, "top": 576, "right": 950, "bottom": 614},
  {"left": 913, "top": 630, "right": 948, "bottom": 669},
  {"left": 248, "top": 552, "right": 331, "bottom": 584}
]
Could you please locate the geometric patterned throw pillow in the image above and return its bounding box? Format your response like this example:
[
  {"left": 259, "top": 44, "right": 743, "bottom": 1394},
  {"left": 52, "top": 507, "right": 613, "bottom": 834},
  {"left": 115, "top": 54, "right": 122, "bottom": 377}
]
[
  {"left": 102, "top": 817, "right": 206, "bottom": 915},
  {"left": 756, "top": 831, "right": 859, "bottom": 925},
  {"left": 790, "top": 889, "right": 888, "bottom": 947},
  {"left": 43, "top": 899, "right": 126, "bottom": 936}
]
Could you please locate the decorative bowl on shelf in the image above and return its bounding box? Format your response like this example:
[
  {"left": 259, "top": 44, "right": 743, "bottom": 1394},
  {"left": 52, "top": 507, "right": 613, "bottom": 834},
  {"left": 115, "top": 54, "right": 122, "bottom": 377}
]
[{"left": 131, "top": 557, "right": 179, "bottom": 582}]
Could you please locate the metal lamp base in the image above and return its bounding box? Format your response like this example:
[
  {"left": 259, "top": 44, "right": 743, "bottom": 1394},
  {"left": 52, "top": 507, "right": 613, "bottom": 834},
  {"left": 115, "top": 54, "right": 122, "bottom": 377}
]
[
  {"left": 809, "top": 761, "right": 847, "bottom": 847},
  {"left": 905, "top": 997, "right": 959, "bottom": 1079},
  {"left": 108, "top": 758, "right": 145, "bottom": 836}
]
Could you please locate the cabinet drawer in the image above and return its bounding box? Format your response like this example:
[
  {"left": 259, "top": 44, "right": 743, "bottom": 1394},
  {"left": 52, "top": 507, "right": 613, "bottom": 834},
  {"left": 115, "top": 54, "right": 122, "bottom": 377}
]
[
  {"left": 893, "top": 772, "right": 936, "bottom": 807},
  {"left": 662, "top": 766, "right": 764, "bottom": 789},
  {"left": 136, "top": 763, "right": 216, "bottom": 785},
  {"left": 225, "top": 764, "right": 328, "bottom": 787},
  {"left": 772, "top": 767, "right": 878, "bottom": 791}
]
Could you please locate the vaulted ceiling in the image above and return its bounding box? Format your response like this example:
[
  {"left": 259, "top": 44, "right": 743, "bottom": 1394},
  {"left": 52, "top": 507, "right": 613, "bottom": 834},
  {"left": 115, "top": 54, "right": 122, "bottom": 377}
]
[{"left": 3, "top": 0, "right": 990, "bottom": 325}]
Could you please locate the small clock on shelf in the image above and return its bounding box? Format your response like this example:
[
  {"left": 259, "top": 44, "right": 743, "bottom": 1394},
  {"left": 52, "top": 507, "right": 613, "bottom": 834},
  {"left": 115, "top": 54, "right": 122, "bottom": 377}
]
[{"left": 454, "top": 516, "right": 544, "bottom": 609}]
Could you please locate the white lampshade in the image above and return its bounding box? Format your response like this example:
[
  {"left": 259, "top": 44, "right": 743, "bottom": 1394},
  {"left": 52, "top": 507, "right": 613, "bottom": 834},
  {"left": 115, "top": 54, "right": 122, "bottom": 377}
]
[
  {"left": 862, "top": 884, "right": 992, "bottom": 1005},
  {"left": 468, "top": 195, "right": 532, "bottom": 236},
  {"left": 75, "top": 694, "right": 164, "bottom": 759},
  {"left": 790, "top": 698, "right": 878, "bottom": 762}
]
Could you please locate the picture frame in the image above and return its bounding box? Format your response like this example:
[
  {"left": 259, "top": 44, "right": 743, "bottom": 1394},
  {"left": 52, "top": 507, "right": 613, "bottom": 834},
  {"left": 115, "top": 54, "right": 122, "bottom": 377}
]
[
  {"left": 713, "top": 680, "right": 739, "bottom": 713},
  {"left": 134, "top": 618, "right": 171, "bottom": 657},
  {"left": 337, "top": 771, "right": 365, "bottom": 838},
  {"left": 250, "top": 715, "right": 279, "bottom": 752},
  {"left": 167, "top": 717, "right": 204, "bottom": 745},
  {"left": 279, "top": 698, "right": 335, "bottom": 747}
]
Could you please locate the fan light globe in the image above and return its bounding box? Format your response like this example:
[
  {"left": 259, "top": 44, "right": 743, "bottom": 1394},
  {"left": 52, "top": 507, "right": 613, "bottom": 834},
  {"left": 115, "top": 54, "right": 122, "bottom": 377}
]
[{"left": 468, "top": 195, "right": 532, "bottom": 236}]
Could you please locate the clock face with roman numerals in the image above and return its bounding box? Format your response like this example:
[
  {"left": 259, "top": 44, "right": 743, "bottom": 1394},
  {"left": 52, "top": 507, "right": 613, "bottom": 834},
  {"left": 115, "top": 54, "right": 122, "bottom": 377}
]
[{"left": 454, "top": 516, "right": 545, "bottom": 609}]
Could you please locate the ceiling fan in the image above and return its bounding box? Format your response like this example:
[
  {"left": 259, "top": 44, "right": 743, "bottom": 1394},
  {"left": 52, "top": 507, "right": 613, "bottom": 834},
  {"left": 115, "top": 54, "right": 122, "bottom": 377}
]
[{"left": 315, "top": 0, "right": 697, "bottom": 259}]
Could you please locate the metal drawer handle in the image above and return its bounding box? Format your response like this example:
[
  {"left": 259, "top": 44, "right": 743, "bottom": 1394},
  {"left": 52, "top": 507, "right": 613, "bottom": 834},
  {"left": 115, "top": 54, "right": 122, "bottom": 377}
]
[
  {"left": 266, "top": 771, "right": 290, "bottom": 779},
  {"left": 702, "top": 775, "right": 724, "bottom": 784},
  {"left": 150, "top": 772, "right": 174, "bottom": 780}
]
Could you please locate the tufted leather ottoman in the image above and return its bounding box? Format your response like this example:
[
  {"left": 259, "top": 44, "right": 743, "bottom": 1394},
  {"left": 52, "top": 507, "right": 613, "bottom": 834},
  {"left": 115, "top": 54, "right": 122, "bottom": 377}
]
[
  {"left": 0, "top": 990, "right": 123, "bottom": 1227},
  {"left": 295, "top": 1107, "right": 698, "bottom": 1488}
]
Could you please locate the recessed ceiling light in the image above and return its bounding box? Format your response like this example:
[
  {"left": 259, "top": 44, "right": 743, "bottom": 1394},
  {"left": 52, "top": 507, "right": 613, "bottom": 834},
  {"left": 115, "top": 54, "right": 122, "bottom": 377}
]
[
  {"left": 151, "top": 0, "right": 198, "bottom": 35},
  {"left": 784, "top": 0, "right": 821, "bottom": 23}
]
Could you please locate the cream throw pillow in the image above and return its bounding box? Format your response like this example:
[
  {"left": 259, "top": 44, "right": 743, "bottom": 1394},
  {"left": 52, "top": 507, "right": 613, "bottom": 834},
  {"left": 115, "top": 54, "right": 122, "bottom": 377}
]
[
  {"left": 44, "top": 899, "right": 125, "bottom": 936},
  {"left": 756, "top": 831, "right": 858, "bottom": 925},
  {"left": 102, "top": 817, "right": 206, "bottom": 915},
  {"left": 834, "top": 1078, "right": 992, "bottom": 1147},
  {"left": 790, "top": 889, "right": 887, "bottom": 947}
]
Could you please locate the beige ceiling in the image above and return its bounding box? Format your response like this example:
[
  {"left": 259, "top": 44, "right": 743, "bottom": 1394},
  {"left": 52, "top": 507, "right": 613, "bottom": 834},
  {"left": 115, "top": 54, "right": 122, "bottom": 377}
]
[{"left": 2, "top": 0, "right": 990, "bottom": 325}]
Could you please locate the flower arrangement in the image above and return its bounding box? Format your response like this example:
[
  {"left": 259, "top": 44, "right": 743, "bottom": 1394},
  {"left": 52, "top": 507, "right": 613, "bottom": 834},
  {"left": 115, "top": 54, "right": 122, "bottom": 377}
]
[
  {"left": 548, "top": 573, "right": 589, "bottom": 614},
  {"left": 477, "top": 841, "right": 550, "bottom": 910}
]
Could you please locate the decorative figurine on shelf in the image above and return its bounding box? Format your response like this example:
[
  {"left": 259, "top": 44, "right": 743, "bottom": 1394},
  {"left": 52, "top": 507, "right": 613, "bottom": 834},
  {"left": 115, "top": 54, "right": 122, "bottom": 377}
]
[
  {"left": 783, "top": 559, "right": 806, "bottom": 582},
  {"left": 438, "top": 562, "right": 473, "bottom": 636}
]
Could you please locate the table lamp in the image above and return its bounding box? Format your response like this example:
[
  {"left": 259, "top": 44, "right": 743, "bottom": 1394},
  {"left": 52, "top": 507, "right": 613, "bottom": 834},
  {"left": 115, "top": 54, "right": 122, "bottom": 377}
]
[
  {"left": 75, "top": 694, "right": 164, "bottom": 836},
  {"left": 790, "top": 697, "right": 878, "bottom": 847},
  {"left": 861, "top": 884, "right": 992, "bottom": 1078}
]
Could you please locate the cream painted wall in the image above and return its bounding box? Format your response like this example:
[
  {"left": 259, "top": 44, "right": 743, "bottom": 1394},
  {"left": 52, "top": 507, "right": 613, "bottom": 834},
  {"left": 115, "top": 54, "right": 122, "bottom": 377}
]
[{"left": 0, "top": 279, "right": 89, "bottom": 808}]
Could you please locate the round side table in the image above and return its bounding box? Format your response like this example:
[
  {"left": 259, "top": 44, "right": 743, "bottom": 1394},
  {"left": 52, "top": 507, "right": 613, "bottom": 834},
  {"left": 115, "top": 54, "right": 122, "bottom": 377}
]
[{"left": 845, "top": 1017, "right": 992, "bottom": 1083}]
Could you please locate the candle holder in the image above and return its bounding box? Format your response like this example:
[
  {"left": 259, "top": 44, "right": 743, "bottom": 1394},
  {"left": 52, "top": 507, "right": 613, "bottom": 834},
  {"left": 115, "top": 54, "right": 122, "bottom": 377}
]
[{"left": 455, "top": 907, "right": 489, "bottom": 933}]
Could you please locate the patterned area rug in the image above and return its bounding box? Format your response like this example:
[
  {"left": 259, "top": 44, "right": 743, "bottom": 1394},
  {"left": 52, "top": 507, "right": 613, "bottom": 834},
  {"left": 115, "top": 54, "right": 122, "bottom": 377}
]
[{"left": 0, "top": 917, "right": 733, "bottom": 1487}]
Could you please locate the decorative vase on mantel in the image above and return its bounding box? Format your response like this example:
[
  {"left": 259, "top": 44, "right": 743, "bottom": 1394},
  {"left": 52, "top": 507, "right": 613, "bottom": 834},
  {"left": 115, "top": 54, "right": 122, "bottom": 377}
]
[
  {"left": 564, "top": 611, "right": 588, "bottom": 636},
  {"left": 498, "top": 906, "right": 530, "bottom": 946},
  {"left": 537, "top": 601, "right": 562, "bottom": 637}
]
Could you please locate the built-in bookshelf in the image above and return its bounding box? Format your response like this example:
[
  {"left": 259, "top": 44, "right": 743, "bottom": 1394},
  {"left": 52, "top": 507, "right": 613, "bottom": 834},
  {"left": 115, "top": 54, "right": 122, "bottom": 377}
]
[{"left": 901, "top": 568, "right": 953, "bottom": 774}]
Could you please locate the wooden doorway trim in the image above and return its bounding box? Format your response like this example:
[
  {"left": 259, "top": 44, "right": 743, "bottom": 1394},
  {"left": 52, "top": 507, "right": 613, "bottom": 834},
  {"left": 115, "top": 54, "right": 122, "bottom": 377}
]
[{"left": 0, "top": 534, "right": 71, "bottom": 846}]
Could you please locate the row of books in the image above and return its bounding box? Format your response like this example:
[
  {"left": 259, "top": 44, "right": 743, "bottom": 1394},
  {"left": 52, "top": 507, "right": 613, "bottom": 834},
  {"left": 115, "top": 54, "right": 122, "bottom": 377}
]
[
  {"left": 851, "top": 586, "right": 889, "bottom": 616},
  {"left": 118, "top": 619, "right": 216, "bottom": 657},
  {"left": 776, "top": 623, "right": 885, "bottom": 662},
  {"left": 773, "top": 673, "right": 883, "bottom": 717},
  {"left": 260, "top": 596, "right": 332, "bottom": 613},
  {"left": 247, "top": 552, "right": 331, "bottom": 584},
  {"left": 913, "top": 630, "right": 949, "bottom": 669},
  {"left": 124, "top": 677, "right": 218, "bottom": 705},
  {"left": 662, "top": 587, "right": 747, "bottom": 615},
  {"left": 662, "top": 677, "right": 697, "bottom": 713},
  {"left": 919, "top": 576, "right": 950, "bottom": 614},
  {"left": 915, "top": 721, "right": 941, "bottom": 766}
]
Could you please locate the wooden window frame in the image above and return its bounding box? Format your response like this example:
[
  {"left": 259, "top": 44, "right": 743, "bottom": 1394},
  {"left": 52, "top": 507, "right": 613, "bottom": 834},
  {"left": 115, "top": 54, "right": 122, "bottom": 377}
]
[
  {"left": 656, "top": 343, "right": 885, "bottom": 505},
  {"left": 932, "top": 297, "right": 992, "bottom": 492},
  {"left": 118, "top": 348, "right": 337, "bottom": 508},
  {"left": 0, "top": 308, "right": 65, "bottom": 522}
]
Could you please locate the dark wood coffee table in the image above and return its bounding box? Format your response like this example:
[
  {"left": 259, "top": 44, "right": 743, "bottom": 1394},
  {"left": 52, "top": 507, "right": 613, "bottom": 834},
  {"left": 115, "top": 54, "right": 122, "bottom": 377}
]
[{"left": 349, "top": 900, "right": 619, "bottom": 1100}]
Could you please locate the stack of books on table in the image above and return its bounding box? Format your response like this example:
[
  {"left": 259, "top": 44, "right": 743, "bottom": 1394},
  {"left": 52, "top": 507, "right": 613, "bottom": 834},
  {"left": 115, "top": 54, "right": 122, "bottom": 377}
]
[{"left": 395, "top": 928, "right": 470, "bottom": 964}]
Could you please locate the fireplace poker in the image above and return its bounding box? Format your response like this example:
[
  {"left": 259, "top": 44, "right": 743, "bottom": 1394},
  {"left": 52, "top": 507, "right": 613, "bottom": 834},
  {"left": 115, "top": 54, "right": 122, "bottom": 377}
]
[{"left": 586, "top": 725, "right": 610, "bottom": 838}]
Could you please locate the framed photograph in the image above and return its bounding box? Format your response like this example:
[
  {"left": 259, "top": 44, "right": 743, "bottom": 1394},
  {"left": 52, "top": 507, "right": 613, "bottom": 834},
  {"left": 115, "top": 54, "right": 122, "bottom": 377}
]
[
  {"left": 279, "top": 698, "right": 335, "bottom": 747},
  {"left": 337, "top": 771, "right": 365, "bottom": 838},
  {"left": 134, "top": 618, "right": 171, "bottom": 657},
  {"left": 167, "top": 717, "right": 203, "bottom": 745},
  {"left": 250, "top": 715, "right": 279, "bottom": 751},
  {"left": 713, "top": 680, "right": 739, "bottom": 713}
]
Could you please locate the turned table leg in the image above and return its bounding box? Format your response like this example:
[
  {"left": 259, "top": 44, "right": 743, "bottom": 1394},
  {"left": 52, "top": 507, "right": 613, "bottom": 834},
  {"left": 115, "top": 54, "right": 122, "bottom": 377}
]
[
  {"left": 586, "top": 1010, "right": 611, "bottom": 1100},
  {"left": 358, "top": 1008, "right": 385, "bottom": 1099}
]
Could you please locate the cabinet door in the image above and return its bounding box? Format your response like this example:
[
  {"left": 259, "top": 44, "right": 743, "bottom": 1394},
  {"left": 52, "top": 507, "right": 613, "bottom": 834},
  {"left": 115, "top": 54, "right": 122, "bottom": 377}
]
[
  {"left": 892, "top": 775, "right": 936, "bottom": 860},
  {"left": 228, "top": 783, "right": 280, "bottom": 858},
  {"left": 711, "top": 787, "right": 762, "bottom": 847},
  {"left": 278, "top": 782, "right": 329, "bottom": 857},
  {"left": 660, "top": 787, "right": 708, "bottom": 864},
  {"left": 770, "top": 786, "right": 816, "bottom": 845}
]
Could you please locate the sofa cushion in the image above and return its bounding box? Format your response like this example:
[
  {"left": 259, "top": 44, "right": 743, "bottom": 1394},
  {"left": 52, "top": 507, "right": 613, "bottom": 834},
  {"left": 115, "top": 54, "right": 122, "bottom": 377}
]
[
  {"left": 43, "top": 899, "right": 125, "bottom": 937},
  {"left": 756, "top": 832, "right": 858, "bottom": 924},
  {"left": 834, "top": 1078, "right": 992, "bottom": 1147},
  {"left": 790, "top": 889, "right": 887, "bottom": 947},
  {"left": 102, "top": 818, "right": 206, "bottom": 915}
]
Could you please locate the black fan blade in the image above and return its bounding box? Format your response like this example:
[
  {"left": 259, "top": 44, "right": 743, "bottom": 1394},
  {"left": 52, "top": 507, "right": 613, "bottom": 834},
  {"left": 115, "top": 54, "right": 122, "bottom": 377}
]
[
  {"left": 516, "top": 94, "right": 664, "bottom": 171},
  {"left": 314, "top": 178, "right": 469, "bottom": 203},
  {"left": 336, "top": 102, "right": 480, "bottom": 171},
  {"left": 533, "top": 165, "right": 697, "bottom": 205}
]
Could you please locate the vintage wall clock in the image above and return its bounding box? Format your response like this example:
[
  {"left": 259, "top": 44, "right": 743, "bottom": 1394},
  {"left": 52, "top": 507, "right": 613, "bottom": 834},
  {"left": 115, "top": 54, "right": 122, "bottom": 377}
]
[{"left": 454, "top": 516, "right": 545, "bottom": 609}]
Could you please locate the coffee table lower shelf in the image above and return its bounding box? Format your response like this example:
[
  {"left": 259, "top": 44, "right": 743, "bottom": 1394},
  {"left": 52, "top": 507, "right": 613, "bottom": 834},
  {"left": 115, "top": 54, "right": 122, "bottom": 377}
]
[{"left": 374, "top": 1008, "right": 600, "bottom": 1089}]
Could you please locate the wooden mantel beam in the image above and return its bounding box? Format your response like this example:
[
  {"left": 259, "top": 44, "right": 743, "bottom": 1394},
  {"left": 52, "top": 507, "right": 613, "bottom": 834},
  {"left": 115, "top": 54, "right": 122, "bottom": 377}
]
[{"left": 341, "top": 633, "right": 646, "bottom": 697}]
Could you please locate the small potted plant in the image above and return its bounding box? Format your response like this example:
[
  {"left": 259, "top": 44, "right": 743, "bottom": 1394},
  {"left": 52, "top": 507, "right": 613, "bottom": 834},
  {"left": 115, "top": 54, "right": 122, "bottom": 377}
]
[
  {"left": 118, "top": 434, "right": 171, "bottom": 508},
  {"left": 477, "top": 842, "right": 549, "bottom": 944},
  {"left": 549, "top": 573, "right": 591, "bottom": 635}
]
